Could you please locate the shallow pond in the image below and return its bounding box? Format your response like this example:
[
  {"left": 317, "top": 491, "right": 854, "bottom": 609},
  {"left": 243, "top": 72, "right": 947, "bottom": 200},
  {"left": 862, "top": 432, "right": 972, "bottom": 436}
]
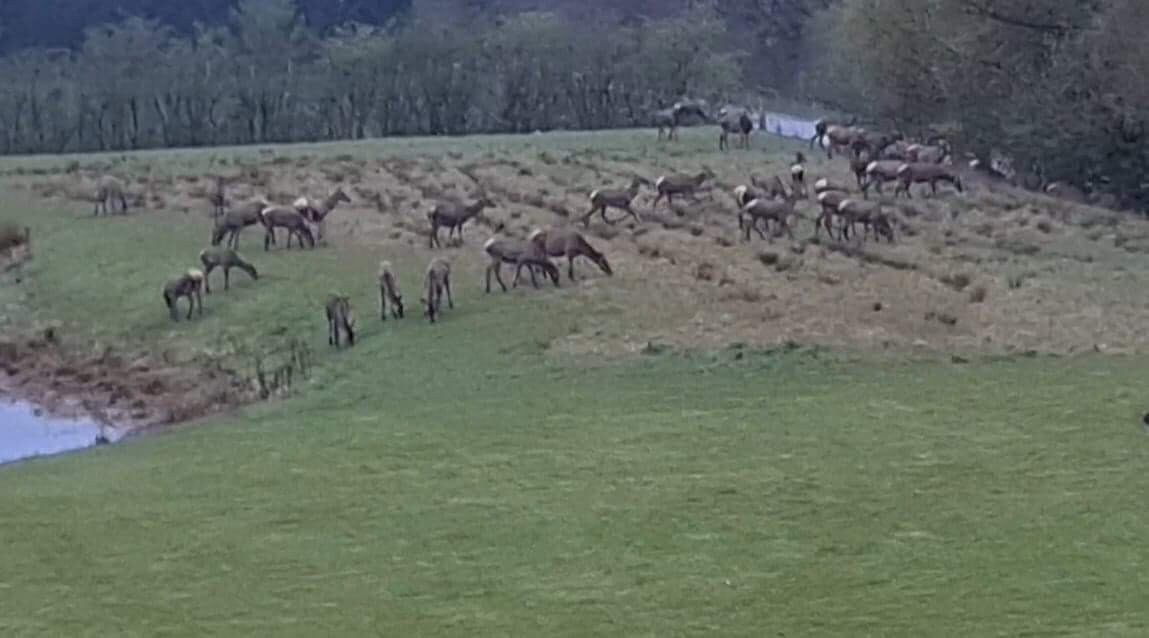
[{"left": 0, "top": 400, "right": 122, "bottom": 464}]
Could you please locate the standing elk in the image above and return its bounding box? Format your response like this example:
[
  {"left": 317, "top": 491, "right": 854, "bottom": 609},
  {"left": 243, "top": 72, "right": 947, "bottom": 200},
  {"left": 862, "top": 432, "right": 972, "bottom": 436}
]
[
  {"left": 718, "top": 106, "right": 754, "bottom": 151},
  {"left": 94, "top": 176, "right": 129, "bottom": 216},
  {"left": 427, "top": 196, "right": 495, "bottom": 249},
  {"left": 294, "top": 187, "right": 351, "bottom": 243},
  {"left": 259, "top": 206, "right": 316, "bottom": 250},
  {"left": 211, "top": 198, "right": 270, "bottom": 249}
]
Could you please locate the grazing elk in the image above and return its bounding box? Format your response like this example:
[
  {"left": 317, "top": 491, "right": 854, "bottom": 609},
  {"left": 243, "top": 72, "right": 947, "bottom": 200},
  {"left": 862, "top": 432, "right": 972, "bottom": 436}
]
[
  {"left": 198, "top": 247, "right": 258, "bottom": 293},
  {"left": 836, "top": 199, "right": 895, "bottom": 243},
  {"left": 483, "top": 237, "right": 559, "bottom": 292},
  {"left": 422, "top": 258, "right": 454, "bottom": 323},
  {"left": 162, "top": 270, "right": 205, "bottom": 321},
  {"left": 533, "top": 227, "right": 613, "bottom": 281},
  {"left": 427, "top": 196, "right": 495, "bottom": 249},
  {"left": 325, "top": 295, "right": 355, "bottom": 348},
  {"left": 378, "top": 260, "right": 404, "bottom": 320}
]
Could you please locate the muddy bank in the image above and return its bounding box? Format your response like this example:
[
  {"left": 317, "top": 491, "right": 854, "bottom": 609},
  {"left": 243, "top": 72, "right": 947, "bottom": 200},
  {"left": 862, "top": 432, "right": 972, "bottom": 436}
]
[{"left": 0, "top": 330, "right": 249, "bottom": 433}]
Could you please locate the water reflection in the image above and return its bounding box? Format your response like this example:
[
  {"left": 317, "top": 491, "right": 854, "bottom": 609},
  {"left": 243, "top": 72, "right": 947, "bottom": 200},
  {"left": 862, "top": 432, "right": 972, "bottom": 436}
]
[{"left": 0, "top": 400, "right": 122, "bottom": 464}]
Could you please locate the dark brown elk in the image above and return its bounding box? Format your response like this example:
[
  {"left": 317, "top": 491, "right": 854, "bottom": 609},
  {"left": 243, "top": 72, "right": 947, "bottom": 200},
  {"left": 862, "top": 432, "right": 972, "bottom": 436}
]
[{"left": 718, "top": 106, "right": 753, "bottom": 151}]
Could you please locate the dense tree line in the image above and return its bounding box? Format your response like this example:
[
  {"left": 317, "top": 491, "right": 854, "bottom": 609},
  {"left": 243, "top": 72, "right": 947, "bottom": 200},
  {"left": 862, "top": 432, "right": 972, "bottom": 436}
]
[
  {"left": 0, "top": 0, "right": 412, "bottom": 54},
  {"left": 808, "top": 0, "right": 1149, "bottom": 208},
  {"left": 0, "top": 0, "right": 738, "bottom": 154}
]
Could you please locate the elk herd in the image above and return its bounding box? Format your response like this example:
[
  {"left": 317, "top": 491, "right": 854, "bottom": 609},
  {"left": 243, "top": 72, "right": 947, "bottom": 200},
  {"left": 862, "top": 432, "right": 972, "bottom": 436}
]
[{"left": 97, "top": 110, "right": 973, "bottom": 349}]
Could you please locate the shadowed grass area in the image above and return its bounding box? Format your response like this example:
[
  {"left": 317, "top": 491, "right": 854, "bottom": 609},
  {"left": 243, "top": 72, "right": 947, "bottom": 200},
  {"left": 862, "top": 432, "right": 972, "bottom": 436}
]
[{"left": 2, "top": 134, "right": 1149, "bottom": 636}]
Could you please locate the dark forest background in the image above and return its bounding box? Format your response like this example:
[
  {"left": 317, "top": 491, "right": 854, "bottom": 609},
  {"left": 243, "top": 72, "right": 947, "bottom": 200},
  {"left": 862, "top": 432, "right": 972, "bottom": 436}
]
[{"left": 0, "top": 0, "right": 1146, "bottom": 206}]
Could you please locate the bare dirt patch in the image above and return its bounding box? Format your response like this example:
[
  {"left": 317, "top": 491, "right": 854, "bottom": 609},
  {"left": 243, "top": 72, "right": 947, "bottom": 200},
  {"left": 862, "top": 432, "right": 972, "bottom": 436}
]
[{"left": 0, "top": 328, "right": 248, "bottom": 430}]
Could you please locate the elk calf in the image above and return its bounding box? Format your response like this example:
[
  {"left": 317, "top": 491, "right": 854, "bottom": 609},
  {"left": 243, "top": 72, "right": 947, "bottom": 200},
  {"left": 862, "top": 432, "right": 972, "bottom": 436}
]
[
  {"left": 162, "top": 270, "right": 205, "bottom": 321},
  {"left": 325, "top": 295, "right": 355, "bottom": 348},
  {"left": 378, "top": 260, "right": 404, "bottom": 320}
]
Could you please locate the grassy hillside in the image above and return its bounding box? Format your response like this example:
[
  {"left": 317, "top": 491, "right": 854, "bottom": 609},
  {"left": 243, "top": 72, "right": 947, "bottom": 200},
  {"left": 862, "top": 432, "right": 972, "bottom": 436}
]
[{"left": 2, "top": 128, "right": 1149, "bottom": 636}]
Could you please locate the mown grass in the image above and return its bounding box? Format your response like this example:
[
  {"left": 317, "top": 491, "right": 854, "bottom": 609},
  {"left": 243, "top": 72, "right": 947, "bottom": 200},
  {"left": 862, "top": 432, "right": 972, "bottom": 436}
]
[{"left": 2, "top": 133, "right": 1149, "bottom": 636}]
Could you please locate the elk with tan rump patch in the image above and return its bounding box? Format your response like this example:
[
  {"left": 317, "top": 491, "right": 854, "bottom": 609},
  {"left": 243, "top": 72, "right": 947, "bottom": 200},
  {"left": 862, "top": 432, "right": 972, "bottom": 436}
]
[
  {"left": 162, "top": 269, "right": 205, "bottom": 321},
  {"left": 582, "top": 178, "right": 644, "bottom": 226},
  {"left": 378, "top": 260, "right": 404, "bottom": 320}
]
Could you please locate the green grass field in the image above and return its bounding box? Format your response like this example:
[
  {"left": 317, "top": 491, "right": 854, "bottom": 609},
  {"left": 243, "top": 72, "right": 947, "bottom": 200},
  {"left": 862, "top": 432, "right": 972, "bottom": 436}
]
[{"left": 2, "top": 131, "right": 1149, "bottom": 636}]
